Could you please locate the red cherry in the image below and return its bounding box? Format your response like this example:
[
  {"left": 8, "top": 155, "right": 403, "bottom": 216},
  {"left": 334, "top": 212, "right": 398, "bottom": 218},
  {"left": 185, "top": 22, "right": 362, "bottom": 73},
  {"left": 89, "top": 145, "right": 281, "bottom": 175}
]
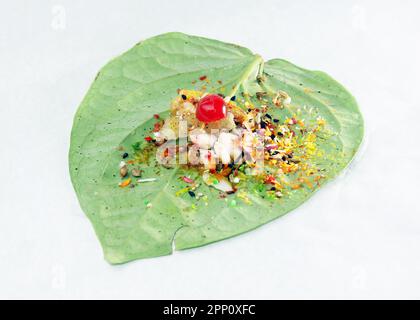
[{"left": 196, "top": 94, "right": 226, "bottom": 122}]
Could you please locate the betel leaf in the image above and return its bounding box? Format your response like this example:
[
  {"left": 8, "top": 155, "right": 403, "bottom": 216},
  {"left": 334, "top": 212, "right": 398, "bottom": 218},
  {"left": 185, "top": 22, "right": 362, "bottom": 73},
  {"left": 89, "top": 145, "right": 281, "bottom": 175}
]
[{"left": 69, "top": 32, "right": 363, "bottom": 264}]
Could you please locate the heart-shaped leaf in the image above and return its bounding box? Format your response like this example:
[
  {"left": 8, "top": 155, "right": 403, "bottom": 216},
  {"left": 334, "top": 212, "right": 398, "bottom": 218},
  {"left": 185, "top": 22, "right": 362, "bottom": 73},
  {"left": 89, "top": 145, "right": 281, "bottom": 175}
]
[{"left": 69, "top": 32, "right": 363, "bottom": 264}]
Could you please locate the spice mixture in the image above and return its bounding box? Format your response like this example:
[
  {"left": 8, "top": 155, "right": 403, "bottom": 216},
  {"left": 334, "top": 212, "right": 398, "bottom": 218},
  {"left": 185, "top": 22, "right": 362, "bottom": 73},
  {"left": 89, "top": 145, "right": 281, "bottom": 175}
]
[{"left": 116, "top": 76, "right": 336, "bottom": 207}]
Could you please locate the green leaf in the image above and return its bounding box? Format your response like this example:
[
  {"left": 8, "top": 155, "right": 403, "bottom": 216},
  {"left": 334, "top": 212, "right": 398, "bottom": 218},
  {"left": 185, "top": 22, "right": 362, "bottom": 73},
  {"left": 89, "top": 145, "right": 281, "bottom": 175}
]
[{"left": 69, "top": 32, "right": 363, "bottom": 264}]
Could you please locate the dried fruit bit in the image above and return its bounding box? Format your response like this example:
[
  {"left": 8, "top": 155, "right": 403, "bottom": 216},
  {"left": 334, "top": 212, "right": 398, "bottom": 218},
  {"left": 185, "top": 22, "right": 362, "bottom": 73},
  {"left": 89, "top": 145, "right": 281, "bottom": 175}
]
[
  {"left": 264, "top": 175, "right": 276, "bottom": 184},
  {"left": 182, "top": 176, "right": 194, "bottom": 184},
  {"left": 122, "top": 152, "right": 129, "bottom": 159},
  {"left": 153, "top": 122, "right": 161, "bottom": 132},
  {"left": 144, "top": 136, "right": 153, "bottom": 142},
  {"left": 188, "top": 191, "right": 196, "bottom": 198},
  {"left": 153, "top": 114, "right": 160, "bottom": 119},
  {"left": 131, "top": 169, "right": 142, "bottom": 177},
  {"left": 286, "top": 117, "right": 297, "bottom": 125},
  {"left": 119, "top": 178, "right": 131, "bottom": 188},
  {"left": 199, "top": 75, "right": 207, "bottom": 81}
]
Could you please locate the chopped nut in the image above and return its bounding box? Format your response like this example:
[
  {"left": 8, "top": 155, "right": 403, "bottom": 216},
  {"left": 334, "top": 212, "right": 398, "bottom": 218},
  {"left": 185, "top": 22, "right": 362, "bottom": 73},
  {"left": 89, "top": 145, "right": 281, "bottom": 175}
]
[
  {"left": 273, "top": 90, "right": 291, "bottom": 108},
  {"left": 131, "top": 168, "right": 142, "bottom": 177},
  {"left": 256, "top": 92, "right": 267, "bottom": 100},
  {"left": 256, "top": 75, "right": 265, "bottom": 83},
  {"left": 120, "top": 165, "right": 128, "bottom": 178}
]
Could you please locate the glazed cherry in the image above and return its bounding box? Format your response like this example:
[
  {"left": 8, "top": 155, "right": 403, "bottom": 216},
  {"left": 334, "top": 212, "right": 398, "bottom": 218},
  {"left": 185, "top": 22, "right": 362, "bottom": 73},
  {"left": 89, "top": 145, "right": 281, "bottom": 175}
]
[{"left": 196, "top": 94, "right": 227, "bottom": 122}]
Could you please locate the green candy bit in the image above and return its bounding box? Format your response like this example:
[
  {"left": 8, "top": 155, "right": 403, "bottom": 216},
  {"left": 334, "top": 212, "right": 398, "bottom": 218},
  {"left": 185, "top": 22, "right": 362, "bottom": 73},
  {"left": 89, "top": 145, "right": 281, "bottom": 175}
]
[
  {"left": 132, "top": 142, "right": 142, "bottom": 151},
  {"left": 256, "top": 184, "right": 265, "bottom": 193}
]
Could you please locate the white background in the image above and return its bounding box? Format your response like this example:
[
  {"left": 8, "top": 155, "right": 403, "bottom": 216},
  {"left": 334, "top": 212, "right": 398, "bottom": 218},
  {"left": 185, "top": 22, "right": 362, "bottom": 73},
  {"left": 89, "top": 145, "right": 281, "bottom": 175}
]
[{"left": 1, "top": 0, "right": 419, "bottom": 299}]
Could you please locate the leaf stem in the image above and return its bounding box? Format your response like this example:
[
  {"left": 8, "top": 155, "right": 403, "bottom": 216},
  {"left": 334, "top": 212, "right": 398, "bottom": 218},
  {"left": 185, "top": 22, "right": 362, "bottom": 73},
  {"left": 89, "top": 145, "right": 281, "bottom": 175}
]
[{"left": 228, "top": 54, "right": 264, "bottom": 97}]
